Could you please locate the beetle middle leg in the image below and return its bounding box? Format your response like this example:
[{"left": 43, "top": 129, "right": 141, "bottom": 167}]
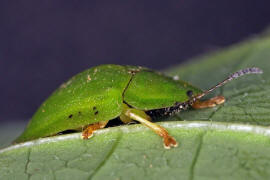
[
  {"left": 121, "top": 104, "right": 178, "bottom": 149},
  {"left": 192, "top": 96, "right": 225, "bottom": 109},
  {"left": 82, "top": 121, "right": 108, "bottom": 139}
]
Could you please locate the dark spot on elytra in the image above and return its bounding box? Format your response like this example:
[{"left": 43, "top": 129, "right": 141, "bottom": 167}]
[
  {"left": 93, "top": 106, "right": 97, "bottom": 110},
  {"left": 68, "top": 114, "right": 73, "bottom": 118},
  {"left": 186, "top": 90, "right": 193, "bottom": 97},
  {"left": 78, "top": 111, "right": 81, "bottom": 115},
  {"left": 95, "top": 111, "right": 99, "bottom": 115}
]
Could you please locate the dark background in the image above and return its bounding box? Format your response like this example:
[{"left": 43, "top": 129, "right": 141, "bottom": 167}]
[{"left": 1, "top": 1, "right": 270, "bottom": 122}]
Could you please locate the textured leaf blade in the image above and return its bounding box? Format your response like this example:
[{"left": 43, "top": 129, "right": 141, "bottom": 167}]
[{"left": 1, "top": 122, "right": 270, "bottom": 180}]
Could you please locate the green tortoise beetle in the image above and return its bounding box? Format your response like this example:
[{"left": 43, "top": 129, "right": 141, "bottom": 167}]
[{"left": 14, "top": 65, "right": 263, "bottom": 149}]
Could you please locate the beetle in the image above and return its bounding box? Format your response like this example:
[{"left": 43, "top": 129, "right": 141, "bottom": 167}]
[{"left": 14, "top": 65, "right": 263, "bottom": 149}]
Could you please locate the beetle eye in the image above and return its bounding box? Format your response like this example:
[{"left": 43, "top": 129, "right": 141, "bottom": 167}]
[{"left": 186, "top": 90, "right": 193, "bottom": 97}]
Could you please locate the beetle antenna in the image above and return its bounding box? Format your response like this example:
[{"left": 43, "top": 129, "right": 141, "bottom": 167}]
[{"left": 195, "top": 67, "right": 263, "bottom": 99}]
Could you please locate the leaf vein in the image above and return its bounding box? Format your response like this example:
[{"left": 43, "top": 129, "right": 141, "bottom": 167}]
[
  {"left": 88, "top": 133, "right": 122, "bottom": 180},
  {"left": 189, "top": 131, "right": 206, "bottom": 180},
  {"left": 24, "top": 148, "right": 31, "bottom": 180}
]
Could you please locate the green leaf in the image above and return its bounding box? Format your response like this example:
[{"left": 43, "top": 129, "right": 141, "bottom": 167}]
[
  {"left": 2, "top": 122, "right": 270, "bottom": 179},
  {"left": 1, "top": 32, "right": 270, "bottom": 179}
]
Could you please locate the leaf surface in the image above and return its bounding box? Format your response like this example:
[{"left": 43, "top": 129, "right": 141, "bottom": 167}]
[{"left": 1, "top": 122, "right": 270, "bottom": 180}]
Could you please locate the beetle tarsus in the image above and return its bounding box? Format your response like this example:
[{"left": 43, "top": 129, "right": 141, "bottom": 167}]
[
  {"left": 192, "top": 96, "right": 225, "bottom": 109},
  {"left": 81, "top": 121, "right": 108, "bottom": 139},
  {"left": 163, "top": 135, "right": 178, "bottom": 149}
]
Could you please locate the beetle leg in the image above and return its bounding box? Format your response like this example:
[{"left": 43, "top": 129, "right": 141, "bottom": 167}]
[
  {"left": 82, "top": 121, "right": 108, "bottom": 139},
  {"left": 192, "top": 96, "right": 225, "bottom": 109},
  {"left": 122, "top": 104, "right": 178, "bottom": 149}
]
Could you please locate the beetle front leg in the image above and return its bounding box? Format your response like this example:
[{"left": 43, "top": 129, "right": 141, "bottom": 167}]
[
  {"left": 82, "top": 121, "right": 108, "bottom": 139},
  {"left": 122, "top": 104, "right": 178, "bottom": 149},
  {"left": 192, "top": 96, "right": 225, "bottom": 109}
]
